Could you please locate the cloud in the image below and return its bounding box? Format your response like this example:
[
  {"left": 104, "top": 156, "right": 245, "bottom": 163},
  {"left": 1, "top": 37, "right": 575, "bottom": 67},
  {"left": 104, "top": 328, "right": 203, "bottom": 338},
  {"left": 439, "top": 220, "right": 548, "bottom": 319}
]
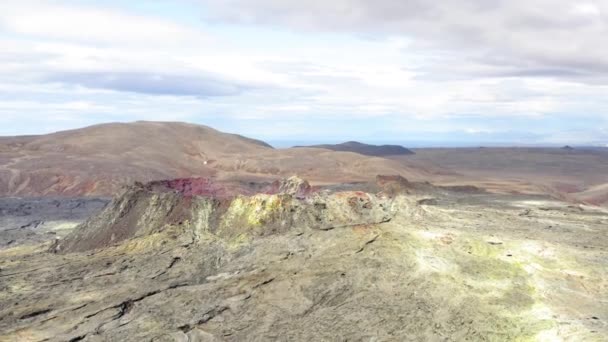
[
  {"left": 44, "top": 71, "right": 249, "bottom": 97},
  {"left": 0, "top": 1, "right": 209, "bottom": 47},
  {"left": 0, "top": 0, "right": 606, "bottom": 145},
  {"left": 200, "top": 0, "right": 608, "bottom": 84}
]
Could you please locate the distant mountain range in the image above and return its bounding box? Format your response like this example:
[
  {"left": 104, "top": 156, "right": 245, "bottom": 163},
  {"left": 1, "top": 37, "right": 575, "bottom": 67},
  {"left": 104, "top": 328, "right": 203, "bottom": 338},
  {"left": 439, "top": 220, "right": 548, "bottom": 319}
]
[
  {"left": 3, "top": 122, "right": 607, "bottom": 207},
  {"left": 295, "top": 141, "right": 414, "bottom": 156}
]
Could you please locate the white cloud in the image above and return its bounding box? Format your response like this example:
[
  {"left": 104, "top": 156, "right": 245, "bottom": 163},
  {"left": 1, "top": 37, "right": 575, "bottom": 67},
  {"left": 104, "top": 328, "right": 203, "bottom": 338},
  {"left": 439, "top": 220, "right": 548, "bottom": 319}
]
[
  {"left": 0, "top": 1, "right": 210, "bottom": 47},
  {"left": 0, "top": 0, "right": 606, "bottom": 144},
  {"left": 200, "top": 0, "right": 608, "bottom": 84}
]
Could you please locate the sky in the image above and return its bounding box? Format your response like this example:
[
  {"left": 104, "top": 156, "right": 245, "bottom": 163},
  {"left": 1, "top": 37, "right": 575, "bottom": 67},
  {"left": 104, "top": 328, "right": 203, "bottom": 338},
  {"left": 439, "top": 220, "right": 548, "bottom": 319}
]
[{"left": 0, "top": 0, "right": 607, "bottom": 146}]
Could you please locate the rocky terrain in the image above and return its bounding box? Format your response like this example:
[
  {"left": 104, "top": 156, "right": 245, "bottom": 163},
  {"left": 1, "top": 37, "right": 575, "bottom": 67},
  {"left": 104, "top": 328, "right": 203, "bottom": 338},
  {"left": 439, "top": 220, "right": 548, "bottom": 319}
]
[
  {"left": 0, "top": 176, "right": 606, "bottom": 341},
  {"left": 1, "top": 123, "right": 608, "bottom": 341}
]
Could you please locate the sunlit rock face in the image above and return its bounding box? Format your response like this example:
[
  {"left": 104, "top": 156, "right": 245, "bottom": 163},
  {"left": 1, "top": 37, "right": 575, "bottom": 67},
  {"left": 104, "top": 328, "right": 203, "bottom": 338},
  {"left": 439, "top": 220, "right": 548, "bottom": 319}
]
[
  {"left": 52, "top": 177, "right": 395, "bottom": 253},
  {"left": 266, "top": 176, "right": 313, "bottom": 198}
]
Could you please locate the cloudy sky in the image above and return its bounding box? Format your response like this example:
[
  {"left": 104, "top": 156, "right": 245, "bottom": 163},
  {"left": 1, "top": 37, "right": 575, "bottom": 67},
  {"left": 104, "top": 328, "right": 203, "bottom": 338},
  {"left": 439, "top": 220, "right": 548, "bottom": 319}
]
[{"left": 1, "top": 0, "right": 607, "bottom": 146}]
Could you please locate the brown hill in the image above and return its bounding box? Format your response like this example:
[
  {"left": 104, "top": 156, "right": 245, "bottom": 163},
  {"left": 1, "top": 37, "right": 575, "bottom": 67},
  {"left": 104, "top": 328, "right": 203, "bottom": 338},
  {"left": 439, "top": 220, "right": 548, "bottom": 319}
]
[
  {"left": 0, "top": 121, "right": 274, "bottom": 196},
  {"left": 0, "top": 122, "right": 431, "bottom": 196}
]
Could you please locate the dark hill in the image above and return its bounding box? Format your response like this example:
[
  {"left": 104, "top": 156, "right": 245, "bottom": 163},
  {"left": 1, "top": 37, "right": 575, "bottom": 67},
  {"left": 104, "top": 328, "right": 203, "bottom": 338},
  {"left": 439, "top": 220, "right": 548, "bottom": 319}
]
[{"left": 297, "top": 141, "right": 414, "bottom": 156}]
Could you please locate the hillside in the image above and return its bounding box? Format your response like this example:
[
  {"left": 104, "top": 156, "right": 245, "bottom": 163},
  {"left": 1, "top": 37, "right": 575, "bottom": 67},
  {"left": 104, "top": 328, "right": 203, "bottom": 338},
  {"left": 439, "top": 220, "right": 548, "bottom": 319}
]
[
  {"left": 0, "top": 122, "right": 431, "bottom": 196},
  {"left": 573, "top": 183, "right": 608, "bottom": 206},
  {"left": 0, "top": 122, "right": 273, "bottom": 196}
]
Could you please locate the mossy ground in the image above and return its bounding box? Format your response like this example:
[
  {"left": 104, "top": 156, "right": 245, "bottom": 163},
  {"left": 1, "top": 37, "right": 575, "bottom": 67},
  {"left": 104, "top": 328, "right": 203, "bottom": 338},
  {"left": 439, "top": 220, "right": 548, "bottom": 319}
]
[{"left": 381, "top": 204, "right": 606, "bottom": 341}]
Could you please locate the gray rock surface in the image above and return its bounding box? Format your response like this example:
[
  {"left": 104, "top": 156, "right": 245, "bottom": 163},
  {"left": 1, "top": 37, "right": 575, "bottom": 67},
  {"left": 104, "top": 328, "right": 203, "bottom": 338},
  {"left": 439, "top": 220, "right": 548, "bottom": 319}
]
[
  {"left": 0, "top": 197, "right": 108, "bottom": 249},
  {"left": 0, "top": 181, "right": 606, "bottom": 341}
]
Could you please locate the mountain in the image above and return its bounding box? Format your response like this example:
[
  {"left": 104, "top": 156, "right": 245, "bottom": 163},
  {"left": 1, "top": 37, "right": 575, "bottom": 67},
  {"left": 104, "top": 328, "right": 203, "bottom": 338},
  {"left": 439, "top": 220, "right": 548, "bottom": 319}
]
[
  {"left": 0, "top": 121, "right": 273, "bottom": 196},
  {"left": 5, "top": 123, "right": 608, "bottom": 206},
  {"left": 0, "top": 122, "right": 431, "bottom": 196},
  {"left": 296, "top": 141, "right": 414, "bottom": 156}
]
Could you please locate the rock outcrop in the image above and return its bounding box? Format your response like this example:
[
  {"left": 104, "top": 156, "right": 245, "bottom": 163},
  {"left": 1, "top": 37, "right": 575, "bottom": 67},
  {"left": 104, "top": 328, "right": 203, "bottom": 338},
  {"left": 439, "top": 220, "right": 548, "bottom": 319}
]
[
  {"left": 376, "top": 174, "right": 412, "bottom": 196},
  {"left": 266, "top": 176, "right": 313, "bottom": 198},
  {"left": 53, "top": 177, "right": 394, "bottom": 253}
]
